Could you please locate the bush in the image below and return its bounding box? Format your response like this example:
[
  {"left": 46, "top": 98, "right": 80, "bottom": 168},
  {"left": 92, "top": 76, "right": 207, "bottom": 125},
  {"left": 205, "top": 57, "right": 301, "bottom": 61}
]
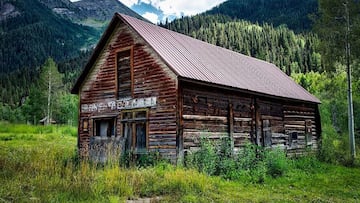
[
  {"left": 264, "top": 148, "right": 289, "bottom": 178},
  {"left": 185, "top": 137, "right": 218, "bottom": 175},
  {"left": 318, "top": 122, "right": 356, "bottom": 165},
  {"left": 236, "top": 143, "right": 260, "bottom": 171},
  {"left": 185, "top": 137, "right": 290, "bottom": 183}
]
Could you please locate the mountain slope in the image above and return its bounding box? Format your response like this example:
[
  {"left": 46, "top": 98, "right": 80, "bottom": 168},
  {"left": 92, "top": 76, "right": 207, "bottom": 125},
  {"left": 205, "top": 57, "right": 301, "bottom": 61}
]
[
  {"left": 0, "top": 0, "right": 98, "bottom": 73},
  {"left": 161, "top": 14, "right": 321, "bottom": 74},
  {"left": 39, "top": 0, "right": 146, "bottom": 28},
  {"left": 206, "top": 0, "right": 318, "bottom": 32}
]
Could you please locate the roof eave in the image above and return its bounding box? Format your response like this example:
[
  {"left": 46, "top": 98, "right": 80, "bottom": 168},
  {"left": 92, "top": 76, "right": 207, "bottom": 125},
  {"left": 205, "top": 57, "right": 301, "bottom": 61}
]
[{"left": 178, "top": 76, "right": 321, "bottom": 104}]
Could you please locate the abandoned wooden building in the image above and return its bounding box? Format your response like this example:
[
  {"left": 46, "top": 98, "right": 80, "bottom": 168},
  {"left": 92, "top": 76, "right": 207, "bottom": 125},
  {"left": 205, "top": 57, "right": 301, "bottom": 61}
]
[{"left": 71, "top": 13, "right": 321, "bottom": 162}]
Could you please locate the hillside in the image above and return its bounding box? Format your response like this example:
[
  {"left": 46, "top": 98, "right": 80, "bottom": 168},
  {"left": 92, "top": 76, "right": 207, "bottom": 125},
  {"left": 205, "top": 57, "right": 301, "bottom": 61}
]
[
  {"left": 0, "top": 0, "right": 98, "bottom": 74},
  {"left": 206, "top": 0, "right": 318, "bottom": 33},
  {"left": 0, "top": 0, "right": 145, "bottom": 75},
  {"left": 40, "top": 0, "right": 146, "bottom": 28},
  {"left": 0, "top": 0, "right": 146, "bottom": 106},
  {"left": 161, "top": 14, "right": 322, "bottom": 74}
]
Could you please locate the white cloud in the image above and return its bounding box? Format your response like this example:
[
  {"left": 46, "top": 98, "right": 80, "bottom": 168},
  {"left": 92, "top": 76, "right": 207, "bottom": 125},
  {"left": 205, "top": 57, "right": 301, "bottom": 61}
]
[
  {"left": 142, "top": 12, "right": 159, "bottom": 24},
  {"left": 139, "top": 0, "right": 226, "bottom": 18},
  {"left": 119, "top": 0, "right": 139, "bottom": 8}
]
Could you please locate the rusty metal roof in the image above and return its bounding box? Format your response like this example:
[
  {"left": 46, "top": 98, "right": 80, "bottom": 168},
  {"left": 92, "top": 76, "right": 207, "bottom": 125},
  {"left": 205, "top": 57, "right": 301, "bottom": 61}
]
[
  {"left": 120, "top": 14, "right": 320, "bottom": 103},
  {"left": 72, "top": 13, "right": 320, "bottom": 104}
]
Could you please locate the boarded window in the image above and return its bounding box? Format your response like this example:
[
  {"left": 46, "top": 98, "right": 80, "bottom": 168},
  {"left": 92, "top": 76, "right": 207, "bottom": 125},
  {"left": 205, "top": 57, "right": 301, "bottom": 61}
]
[
  {"left": 94, "top": 118, "right": 116, "bottom": 137},
  {"left": 121, "top": 110, "right": 148, "bottom": 153},
  {"left": 305, "top": 120, "right": 312, "bottom": 145},
  {"left": 117, "top": 49, "right": 132, "bottom": 99},
  {"left": 262, "top": 119, "right": 272, "bottom": 147},
  {"left": 135, "top": 122, "right": 146, "bottom": 151},
  {"left": 289, "top": 132, "right": 298, "bottom": 148}
]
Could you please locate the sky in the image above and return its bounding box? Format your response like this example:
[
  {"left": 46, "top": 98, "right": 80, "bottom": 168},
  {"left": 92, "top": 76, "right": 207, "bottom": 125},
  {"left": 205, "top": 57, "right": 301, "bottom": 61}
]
[
  {"left": 120, "top": 0, "right": 226, "bottom": 23},
  {"left": 70, "top": 0, "right": 227, "bottom": 24}
]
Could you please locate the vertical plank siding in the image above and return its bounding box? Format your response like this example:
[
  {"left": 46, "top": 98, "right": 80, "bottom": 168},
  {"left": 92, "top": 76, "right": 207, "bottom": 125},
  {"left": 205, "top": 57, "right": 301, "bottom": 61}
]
[{"left": 79, "top": 22, "right": 178, "bottom": 160}]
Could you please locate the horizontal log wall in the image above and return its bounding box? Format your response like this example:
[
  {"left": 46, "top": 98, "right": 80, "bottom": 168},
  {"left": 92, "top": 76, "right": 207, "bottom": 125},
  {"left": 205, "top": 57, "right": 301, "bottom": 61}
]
[
  {"left": 283, "top": 104, "right": 319, "bottom": 156},
  {"left": 257, "top": 99, "right": 285, "bottom": 149},
  {"left": 181, "top": 83, "right": 254, "bottom": 152},
  {"left": 79, "top": 21, "right": 178, "bottom": 160},
  {"left": 180, "top": 82, "right": 320, "bottom": 156}
]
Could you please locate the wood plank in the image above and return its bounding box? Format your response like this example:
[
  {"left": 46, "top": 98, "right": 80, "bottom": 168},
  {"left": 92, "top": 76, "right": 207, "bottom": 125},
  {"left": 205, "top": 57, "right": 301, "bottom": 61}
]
[
  {"left": 284, "top": 115, "right": 315, "bottom": 119},
  {"left": 183, "top": 114, "right": 227, "bottom": 122},
  {"left": 261, "top": 115, "right": 283, "bottom": 121},
  {"left": 284, "top": 125, "right": 306, "bottom": 129},
  {"left": 234, "top": 117, "right": 252, "bottom": 122}
]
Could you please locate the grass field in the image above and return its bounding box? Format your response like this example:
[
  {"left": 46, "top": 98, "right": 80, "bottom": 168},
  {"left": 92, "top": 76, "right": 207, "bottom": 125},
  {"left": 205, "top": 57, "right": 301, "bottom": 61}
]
[{"left": 0, "top": 122, "right": 359, "bottom": 202}]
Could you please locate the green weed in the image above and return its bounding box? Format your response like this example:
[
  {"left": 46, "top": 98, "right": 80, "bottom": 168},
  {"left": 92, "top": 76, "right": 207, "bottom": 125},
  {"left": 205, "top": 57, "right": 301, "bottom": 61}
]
[{"left": 1, "top": 123, "right": 360, "bottom": 202}]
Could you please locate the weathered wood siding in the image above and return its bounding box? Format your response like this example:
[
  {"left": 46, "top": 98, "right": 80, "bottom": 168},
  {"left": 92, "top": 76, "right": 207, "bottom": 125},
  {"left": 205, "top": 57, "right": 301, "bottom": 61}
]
[
  {"left": 180, "top": 82, "right": 320, "bottom": 155},
  {"left": 283, "top": 103, "right": 319, "bottom": 156},
  {"left": 181, "top": 82, "right": 254, "bottom": 152},
  {"left": 78, "top": 21, "right": 178, "bottom": 160}
]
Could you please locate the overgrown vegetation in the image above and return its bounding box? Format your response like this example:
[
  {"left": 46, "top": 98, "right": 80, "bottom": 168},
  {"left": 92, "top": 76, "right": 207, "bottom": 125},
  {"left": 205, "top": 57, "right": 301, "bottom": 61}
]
[
  {"left": 1, "top": 123, "right": 359, "bottom": 202},
  {"left": 0, "top": 58, "right": 79, "bottom": 125},
  {"left": 292, "top": 70, "right": 360, "bottom": 165}
]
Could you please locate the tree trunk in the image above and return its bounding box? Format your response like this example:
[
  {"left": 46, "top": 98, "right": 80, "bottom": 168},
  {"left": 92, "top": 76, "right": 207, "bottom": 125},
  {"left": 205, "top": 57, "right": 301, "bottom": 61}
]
[{"left": 47, "top": 70, "right": 51, "bottom": 125}]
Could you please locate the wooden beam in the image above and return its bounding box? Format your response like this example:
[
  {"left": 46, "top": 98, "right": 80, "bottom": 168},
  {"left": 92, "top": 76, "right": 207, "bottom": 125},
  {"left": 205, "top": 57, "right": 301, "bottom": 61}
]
[
  {"left": 182, "top": 115, "right": 227, "bottom": 122},
  {"left": 229, "top": 103, "right": 234, "bottom": 152}
]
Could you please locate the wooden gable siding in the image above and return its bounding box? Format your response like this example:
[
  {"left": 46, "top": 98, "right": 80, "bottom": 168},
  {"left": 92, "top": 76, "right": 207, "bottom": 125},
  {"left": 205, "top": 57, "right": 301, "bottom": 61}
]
[
  {"left": 78, "top": 21, "right": 178, "bottom": 159},
  {"left": 180, "top": 81, "right": 320, "bottom": 155}
]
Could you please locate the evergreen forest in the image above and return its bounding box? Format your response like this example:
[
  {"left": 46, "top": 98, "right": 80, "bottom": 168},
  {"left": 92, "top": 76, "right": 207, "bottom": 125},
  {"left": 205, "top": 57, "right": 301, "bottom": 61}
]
[{"left": 205, "top": 0, "right": 318, "bottom": 32}]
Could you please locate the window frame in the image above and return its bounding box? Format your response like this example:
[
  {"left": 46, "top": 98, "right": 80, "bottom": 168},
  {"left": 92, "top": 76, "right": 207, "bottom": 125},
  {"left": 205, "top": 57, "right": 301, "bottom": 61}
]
[
  {"left": 305, "top": 120, "right": 313, "bottom": 146},
  {"left": 120, "top": 108, "right": 149, "bottom": 153},
  {"left": 116, "top": 46, "right": 134, "bottom": 99},
  {"left": 93, "top": 117, "right": 117, "bottom": 137},
  {"left": 289, "top": 131, "right": 298, "bottom": 148},
  {"left": 82, "top": 118, "right": 89, "bottom": 132},
  {"left": 262, "top": 119, "right": 272, "bottom": 147}
]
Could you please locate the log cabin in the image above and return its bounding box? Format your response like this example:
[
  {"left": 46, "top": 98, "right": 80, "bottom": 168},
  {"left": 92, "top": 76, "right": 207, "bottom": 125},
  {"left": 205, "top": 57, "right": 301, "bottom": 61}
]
[{"left": 71, "top": 13, "right": 321, "bottom": 163}]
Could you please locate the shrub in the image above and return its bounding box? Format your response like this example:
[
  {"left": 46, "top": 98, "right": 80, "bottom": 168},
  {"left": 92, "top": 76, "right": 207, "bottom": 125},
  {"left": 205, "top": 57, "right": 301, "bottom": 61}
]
[
  {"left": 264, "top": 148, "right": 289, "bottom": 178},
  {"left": 236, "top": 143, "right": 268, "bottom": 183},
  {"left": 185, "top": 138, "right": 291, "bottom": 183},
  {"left": 236, "top": 142, "right": 260, "bottom": 171},
  {"left": 185, "top": 136, "right": 218, "bottom": 176}
]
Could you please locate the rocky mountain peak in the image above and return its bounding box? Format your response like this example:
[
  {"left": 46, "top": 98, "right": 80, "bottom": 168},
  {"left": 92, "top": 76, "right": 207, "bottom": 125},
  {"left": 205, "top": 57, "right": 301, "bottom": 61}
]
[
  {"left": 39, "top": 0, "right": 145, "bottom": 25},
  {"left": 0, "top": 2, "right": 20, "bottom": 21}
]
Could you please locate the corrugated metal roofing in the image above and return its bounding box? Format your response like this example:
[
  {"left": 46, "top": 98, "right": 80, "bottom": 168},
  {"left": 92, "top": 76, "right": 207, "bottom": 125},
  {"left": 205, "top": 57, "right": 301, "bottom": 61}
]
[
  {"left": 71, "top": 13, "right": 320, "bottom": 104},
  {"left": 119, "top": 13, "right": 320, "bottom": 103}
]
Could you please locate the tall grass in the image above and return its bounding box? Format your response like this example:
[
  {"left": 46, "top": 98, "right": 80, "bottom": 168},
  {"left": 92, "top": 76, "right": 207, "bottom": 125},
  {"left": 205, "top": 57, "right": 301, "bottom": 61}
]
[
  {"left": 1, "top": 124, "right": 360, "bottom": 202},
  {"left": 0, "top": 121, "right": 77, "bottom": 136},
  {"left": 185, "top": 137, "right": 291, "bottom": 183}
]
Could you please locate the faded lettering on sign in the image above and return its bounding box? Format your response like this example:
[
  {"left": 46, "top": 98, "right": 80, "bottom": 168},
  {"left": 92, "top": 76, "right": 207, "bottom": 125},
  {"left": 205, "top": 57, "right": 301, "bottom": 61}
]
[{"left": 81, "top": 97, "right": 157, "bottom": 113}]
